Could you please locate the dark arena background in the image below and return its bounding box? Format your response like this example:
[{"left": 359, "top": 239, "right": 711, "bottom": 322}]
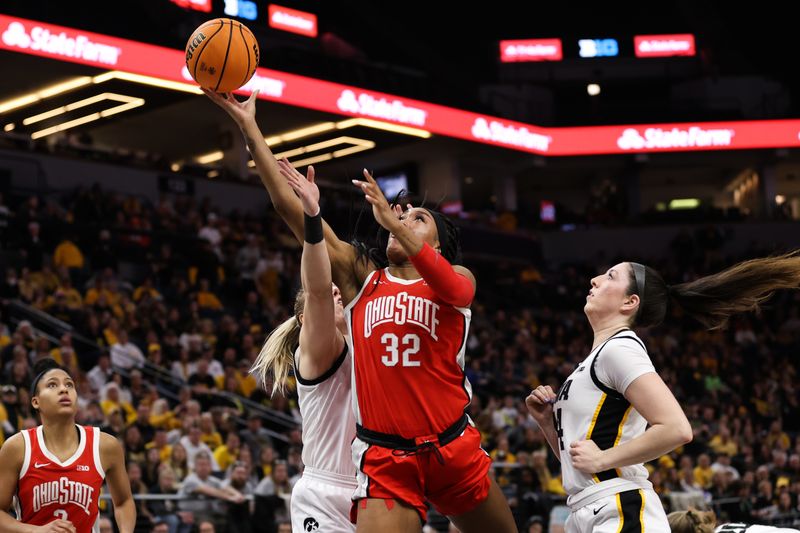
[{"left": 1, "top": 1, "right": 800, "bottom": 532}]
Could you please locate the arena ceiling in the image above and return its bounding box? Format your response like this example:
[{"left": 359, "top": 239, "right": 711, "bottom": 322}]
[{"left": 1, "top": 2, "right": 799, "bottom": 201}]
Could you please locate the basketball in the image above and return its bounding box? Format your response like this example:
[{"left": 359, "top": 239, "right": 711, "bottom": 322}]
[{"left": 185, "top": 18, "right": 260, "bottom": 93}]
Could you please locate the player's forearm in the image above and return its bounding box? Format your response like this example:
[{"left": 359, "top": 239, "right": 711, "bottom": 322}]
[
  {"left": 238, "top": 119, "right": 304, "bottom": 238},
  {"left": 537, "top": 420, "right": 562, "bottom": 461},
  {"left": 408, "top": 243, "right": 474, "bottom": 307},
  {"left": 113, "top": 498, "right": 137, "bottom": 533},
  {"left": 388, "top": 222, "right": 423, "bottom": 257},
  {"left": 0, "top": 513, "right": 39, "bottom": 533},
  {"left": 599, "top": 423, "right": 691, "bottom": 470},
  {"left": 301, "top": 219, "right": 333, "bottom": 295}
]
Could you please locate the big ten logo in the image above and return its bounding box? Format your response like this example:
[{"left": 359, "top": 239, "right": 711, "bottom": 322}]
[
  {"left": 224, "top": 0, "right": 258, "bottom": 21},
  {"left": 578, "top": 38, "right": 619, "bottom": 58},
  {"left": 76, "top": 465, "right": 90, "bottom": 472}
]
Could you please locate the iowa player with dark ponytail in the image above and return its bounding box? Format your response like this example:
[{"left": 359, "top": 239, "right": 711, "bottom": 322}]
[
  {"left": 526, "top": 254, "right": 800, "bottom": 533},
  {"left": 0, "top": 358, "right": 135, "bottom": 533}
]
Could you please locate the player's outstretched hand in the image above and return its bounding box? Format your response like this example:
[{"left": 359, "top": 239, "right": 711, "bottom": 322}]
[
  {"left": 352, "top": 169, "right": 402, "bottom": 233},
  {"left": 202, "top": 87, "right": 259, "bottom": 126}
]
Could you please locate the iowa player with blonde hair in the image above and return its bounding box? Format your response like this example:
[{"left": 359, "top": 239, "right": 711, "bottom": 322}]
[
  {"left": 526, "top": 255, "right": 800, "bottom": 533},
  {"left": 250, "top": 165, "right": 356, "bottom": 532},
  {"left": 0, "top": 358, "right": 135, "bottom": 533}
]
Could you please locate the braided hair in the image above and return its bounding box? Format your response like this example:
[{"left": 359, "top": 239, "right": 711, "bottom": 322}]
[{"left": 352, "top": 191, "right": 462, "bottom": 266}]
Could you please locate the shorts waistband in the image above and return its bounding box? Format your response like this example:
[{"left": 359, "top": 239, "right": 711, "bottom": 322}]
[
  {"left": 302, "top": 466, "right": 358, "bottom": 489},
  {"left": 355, "top": 414, "right": 469, "bottom": 451}
]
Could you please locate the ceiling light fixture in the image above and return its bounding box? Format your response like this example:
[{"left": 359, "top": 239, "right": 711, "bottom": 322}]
[
  {"left": 196, "top": 151, "right": 224, "bottom": 164},
  {"left": 95, "top": 71, "right": 203, "bottom": 94},
  {"left": 30, "top": 96, "right": 145, "bottom": 140},
  {"left": 0, "top": 76, "right": 93, "bottom": 114},
  {"left": 23, "top": 93, "right": 141, "bottom": 126}
]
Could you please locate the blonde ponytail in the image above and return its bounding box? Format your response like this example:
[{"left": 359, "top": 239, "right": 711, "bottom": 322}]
[
  {"left": 251, "top": 289, "right": 305, "bottom": 396},
  {"left": 667, "top": 509, "right": 716, "bottom": 533}
]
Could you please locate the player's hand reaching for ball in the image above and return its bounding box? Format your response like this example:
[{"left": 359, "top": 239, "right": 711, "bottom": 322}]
[
  {"left": 202, "top": 88, "right": 259, "bottom": 126},
  {"left": 352, "top": 169, "right": 403, "bottom": 233},
  {"left": 279, "top": 159, "right": 320, "bottom": 217}
]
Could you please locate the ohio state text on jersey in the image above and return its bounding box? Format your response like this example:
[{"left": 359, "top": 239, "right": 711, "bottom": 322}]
[
  {"left": 345, "top": 269, "right": 473, "bottom": 438},
  {"left": 16, "top": 425, "right": 105, "bottom": 532}
]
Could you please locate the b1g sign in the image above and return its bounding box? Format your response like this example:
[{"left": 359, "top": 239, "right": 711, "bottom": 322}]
[{"left": 578, "top": 38, "right": 619, "bottom": 58}]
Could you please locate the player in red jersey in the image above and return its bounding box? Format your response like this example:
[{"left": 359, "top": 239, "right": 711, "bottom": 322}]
[
  {"left": 343, "top": 173, "right": 515, "bottom": 533},
  {"left": 0, "top": 358, "right": 135, "bottom": 533},
  {"left": 205, "top": 89, "right": 515, "bottom": 533}
]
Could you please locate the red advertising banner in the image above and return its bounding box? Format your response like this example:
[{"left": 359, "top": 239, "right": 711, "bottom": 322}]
[
  {"left": 2, "top": 15, "right": 798, "bottom": 155},
  {"left": 169, "top": 0, "right": 213, "bottom": 13},
  {"left": 500, "top": 39, "right": 563, "bottom": 62},
  {"left": 634, "top": 34, "right": 696, "bottom": 57},
  {"left": 267, "top": 5, "right": 317, "bottom": 38}
]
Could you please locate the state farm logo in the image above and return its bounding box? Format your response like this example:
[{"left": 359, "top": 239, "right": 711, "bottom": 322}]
[
  {"left": 2, "top": 21, "right": 121, "bottom": 65},
  {"left": 471, "top": 117, "right": 552, "bottom": 152},
  {"left": 180, "top": 66, "right": 286, "bottom": 97},
  {"left": 336, "top": 90, "right": 428, "bottom": 127},
  {"left": 272, "top": 11, "right": 314, "bottom": 32},
  {"left": 634, "top": 34, "right": 695, "bottom": 58},
  {"left": 617, "top": 127, "right": 735, "bottom": 150},
  {"left": 505, "top": 44, "right": 559, "bottom": 58},
  {"left": 500, "top": 39, "right": 562, "bottom": 62},
  {"left": 638, "top": 39, "right": 691, "bottom": 53}
]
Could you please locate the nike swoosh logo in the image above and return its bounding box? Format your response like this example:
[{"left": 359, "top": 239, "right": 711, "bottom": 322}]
[
  {"left": 34, "top": 462, "right": 51, "bottom": 468},
  {"left": 593, "top": 504, "right": 608, "bottom": 515}
]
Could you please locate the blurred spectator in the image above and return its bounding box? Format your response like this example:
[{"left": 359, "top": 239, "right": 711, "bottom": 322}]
[
  {"left": 180, "top": 421, "right": 220, "bottom": 471},
  {"left": 110, "top": 330, "right": 145, "bottom": 370},
  {"left": 88, "top": 353, "right": 113, "bottom": 392},
  {"left": 147, "top": 465, "right": 192, "bottom": 533},
  {"left": 53, "top": 234, "right": 85, "bottom": 271},
  {"left": 21, "top": 221, "right": 44, "bottom": 271},
  {"left": 178, "top": 452, "right": 244, "bottom": 525},
  {"left": 254, "top": 460, "right": 294, "bottom": 524}
]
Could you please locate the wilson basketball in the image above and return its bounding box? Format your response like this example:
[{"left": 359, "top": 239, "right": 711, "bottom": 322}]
[{"left": 185, "top": 18, "right": 259, "bottom": 93}]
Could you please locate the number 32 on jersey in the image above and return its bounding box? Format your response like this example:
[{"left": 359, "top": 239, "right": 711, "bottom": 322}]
[{"left": 380, "top": 333, "right": 421, "bottom": 367}]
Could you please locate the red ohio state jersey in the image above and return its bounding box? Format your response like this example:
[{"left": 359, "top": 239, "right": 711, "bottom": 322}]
[
  {"left": 346, "top": 269, "right": 473, "bottom": 438},
  {"left": 16, "top": 425, "right": 105, "bottom": 533}
]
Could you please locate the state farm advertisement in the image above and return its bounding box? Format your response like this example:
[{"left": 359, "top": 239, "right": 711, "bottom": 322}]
[
  {"left": 634, "top": 34, "right": 696, "bottom": 57},
  {"left": 3, "top": 15, "right": 800, "bottom": 155},
  {"left": 551, "top": 121, "right": 800, "bottom": 155},
  {"left": 500, "top": 39, "right": 562, "bottom": 62}
]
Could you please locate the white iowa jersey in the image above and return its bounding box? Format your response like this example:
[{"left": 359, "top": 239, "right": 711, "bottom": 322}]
[
  {"left": 553, "top": 329, "right": 656, "bottom": 509},
  {"left": 295, "top": 343, "right": 357, "bottom": 478}
]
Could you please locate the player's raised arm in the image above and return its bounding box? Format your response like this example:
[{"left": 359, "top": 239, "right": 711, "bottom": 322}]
[{"left": 203, "top": 90, "right": 373, "bottom": 301}]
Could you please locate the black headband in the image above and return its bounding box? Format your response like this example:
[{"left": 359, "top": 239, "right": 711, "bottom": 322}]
[
  {"left": 31, "top": 367, "right": 57, "bottom": 395},
  {"left": 423, "top": 209, "right": 448, "bottom": 256},
  {"left": 631, "top": 262, "right": 646, "bottom": 299}
]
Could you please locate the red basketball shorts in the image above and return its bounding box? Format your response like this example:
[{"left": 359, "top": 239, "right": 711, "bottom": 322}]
[{"left": 350, "top": 424, "right": 491, "bottom": 523}]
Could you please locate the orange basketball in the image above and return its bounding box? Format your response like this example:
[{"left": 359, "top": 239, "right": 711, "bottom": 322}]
[{"left": 185, "top": 18, "right": 260, "bottom": 93}]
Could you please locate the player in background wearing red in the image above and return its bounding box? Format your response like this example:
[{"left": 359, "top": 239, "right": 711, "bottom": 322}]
[{"left": 0, "top": 358, "right": 135, "bottom": 533}]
